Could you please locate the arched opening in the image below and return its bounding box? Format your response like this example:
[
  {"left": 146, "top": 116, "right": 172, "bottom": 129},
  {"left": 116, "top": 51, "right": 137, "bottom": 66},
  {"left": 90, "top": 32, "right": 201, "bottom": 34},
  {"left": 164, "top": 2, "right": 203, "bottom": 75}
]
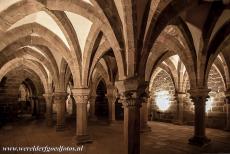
[
  {"left": 150, "top": 69, "right": 176, "bottom": 122},
  {"left": 95, "top": 80, "right": 109, "bottom": 120}
]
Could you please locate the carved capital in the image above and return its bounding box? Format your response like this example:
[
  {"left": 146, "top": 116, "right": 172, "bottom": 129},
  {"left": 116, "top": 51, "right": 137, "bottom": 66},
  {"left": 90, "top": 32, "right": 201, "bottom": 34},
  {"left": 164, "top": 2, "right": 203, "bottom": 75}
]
[
  {"left": 119, "top": 91, "right": 141, "bottom": 107},
  {"left": 53, "top": 92, "right": 67, "bottom": 102},
  {"left": 72, "top": 88, "right": 90, "bottom": 104},
  {"left": 43, "top": 93, "right": 53, "bottom": 103},
  {"left": 74, "top": 95, "right": 89, "bottom": 104},
  {"left": 225, "top": 90, "right": 230, "bottom": 104},
  {"left": 188, "top": 88, "right": 210, "bottom": 105}
]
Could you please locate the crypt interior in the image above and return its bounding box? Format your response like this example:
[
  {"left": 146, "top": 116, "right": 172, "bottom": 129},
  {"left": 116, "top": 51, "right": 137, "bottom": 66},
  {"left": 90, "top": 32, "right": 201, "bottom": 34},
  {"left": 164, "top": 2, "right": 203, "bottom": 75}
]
[{"left": 0, "top": 0, "right": 230, "bottom": 154}]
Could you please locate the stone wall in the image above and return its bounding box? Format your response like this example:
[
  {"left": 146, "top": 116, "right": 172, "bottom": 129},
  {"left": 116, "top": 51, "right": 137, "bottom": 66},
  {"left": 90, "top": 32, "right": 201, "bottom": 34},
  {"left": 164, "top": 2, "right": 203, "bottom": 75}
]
[
  {"left": 150, "top": 66, "right": 227, "bottom": 129},
  {"left": 150, "top": 70, "right": 177, "bottom": 122}
]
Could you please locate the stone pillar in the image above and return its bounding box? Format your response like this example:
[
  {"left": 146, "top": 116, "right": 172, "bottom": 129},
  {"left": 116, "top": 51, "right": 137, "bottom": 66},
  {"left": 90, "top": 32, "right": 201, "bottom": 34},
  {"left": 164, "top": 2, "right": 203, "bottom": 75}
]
[
  {"left": 30, "top": 96, "right": 37, "bottom": 116},
  {"left": 174, "top": 92, "right": 186, "bottom": 125},
  {"left": 140, "top": 100, "right": 151, "bottom": 132},
  {"left": 43, "top": 93, "right": 53, "bottom": 126},
  {"left": 116, "top": 79, "right": 142, "bottom": 154},
  {"left": 225, "top": 90, "right": 230, "bottom": 131},
  {"left": 72, "top": 88, "right": 92, "bottom": 144},
  {"left": 107, "top": 85, "right": 117, "bottom": 123},
  {"left": 188, "top": 88, "right": 211, "bottom": 146},
  {"left": 54, "top": 92, "right": 67, "bottom": 131},
  {"left": 89, "top": 95, "right": 97, "bottom": 120},
  {"left": 107, "top": 95, "right": 116, "bottom": 123}
]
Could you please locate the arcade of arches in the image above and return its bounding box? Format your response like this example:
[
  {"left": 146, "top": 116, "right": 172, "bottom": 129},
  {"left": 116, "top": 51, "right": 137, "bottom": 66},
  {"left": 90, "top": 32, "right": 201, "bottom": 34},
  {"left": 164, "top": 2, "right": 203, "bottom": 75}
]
[{"left": 0, "top": 0, "right": 230, "bottom": 154}]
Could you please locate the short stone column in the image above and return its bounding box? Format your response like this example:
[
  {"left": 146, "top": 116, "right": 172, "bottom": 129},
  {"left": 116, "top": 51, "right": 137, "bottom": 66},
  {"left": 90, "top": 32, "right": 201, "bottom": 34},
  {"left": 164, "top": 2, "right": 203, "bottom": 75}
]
[
  {"left": 188, "top": 88, "right": 211, "bottom": 146},
  {"left": 30, "top": 96, "right": 37, "bottom": 116},
  {"left": 54, "top": 92, "right": 67, "bottom": 131},
  {"left": 116, "top": 79, "right": 142, "bottom": 154},
  {"left": 225, "top": 90, "right": 230, "bottom": 131},
  {"left": 89, "top": 95, "right": 97, "bottom": 120},
  {"left": 72, "top": 88, "right": 92, "bottom": 144},
  {"left": 140, "top": 100, "right": 151, "bottom": 132},
  {"left": 107, "top": 94, "right": 116, "bottom": 123},
  {"left": 43, "top": 93, "right": 53, "bottom": 126},
  {"left": 174, "top": 92, "right": 186, "bottom": 124},
  {"left": 107, "top": 85, "right": 117, "bottom": 123}
]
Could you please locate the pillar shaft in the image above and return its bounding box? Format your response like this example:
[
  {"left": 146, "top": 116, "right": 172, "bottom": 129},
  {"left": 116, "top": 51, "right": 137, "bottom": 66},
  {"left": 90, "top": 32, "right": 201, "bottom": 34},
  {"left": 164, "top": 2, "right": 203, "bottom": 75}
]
[
  {"left": 54, "top": 92, "right": 67, "bottom": 131},
  {"left": 120, "top": 92, "right": 141, "bottom": 154},
  {"left": 72, "top": 88, "right": 92, "bottom": 144},
  {"left": 225, "top": 91, "right": 230, "bottom": 131},
  {"left": 107, "top": 95, "right": 116, "bottom": 122},
  {"left": 188, "top": 88, "right": 210, "bottom": 146},
  {"left": 140, "top": 101, "right": 151, "bottom": 132},
  {"left": 89, "top": 96, "right": 97, "bottom": 120},
  {"left": 175, "top": 93, "right": 186, "bottom": 124},
  {"left": 115, "top": 79, "right": 145, "bottom": 154},
  {"left": 43, "top": 93, "right": 53, "bottom": 126}
]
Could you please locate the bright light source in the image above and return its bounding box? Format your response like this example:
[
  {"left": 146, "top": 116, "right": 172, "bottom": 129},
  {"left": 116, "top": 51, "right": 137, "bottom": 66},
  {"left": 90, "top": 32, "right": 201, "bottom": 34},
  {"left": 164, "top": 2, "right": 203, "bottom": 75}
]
[
  {"left": 155, "top": 91, "right": 171, "bottom": 111},
  {"left": 206, "top": 97, "right": 213, "bottom": 112}
]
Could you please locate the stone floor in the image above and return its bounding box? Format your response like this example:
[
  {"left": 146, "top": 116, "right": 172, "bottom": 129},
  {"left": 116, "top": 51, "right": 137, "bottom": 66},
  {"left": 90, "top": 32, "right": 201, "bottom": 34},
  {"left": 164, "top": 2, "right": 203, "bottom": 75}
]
[{"left": 0, "top": 117, "right": 230, "bottom": 154}]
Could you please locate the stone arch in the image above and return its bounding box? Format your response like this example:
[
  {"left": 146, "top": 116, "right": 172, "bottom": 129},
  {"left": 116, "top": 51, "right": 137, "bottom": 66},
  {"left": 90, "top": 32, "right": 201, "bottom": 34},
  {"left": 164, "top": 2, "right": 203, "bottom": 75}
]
[
  {"left": 0, "top": 58, "right": 49, "bottom": 93},
  {"left": 205, "top": 21, "right": 230, "bottom": 86},
  {"left": 88, "top": 41, "right": 111, "bottom": 86},
  {"left": 0, "top": 0, "right": 126, "bottom": 81},
  {"left": 0, "top": 23, "right": 81, "bottom": 87},
  {"left": 82, "top": 25, "right": 103, "bottom": 86},
  {"left": 0, "top": 46, "right": 59, "bottom": 88}
]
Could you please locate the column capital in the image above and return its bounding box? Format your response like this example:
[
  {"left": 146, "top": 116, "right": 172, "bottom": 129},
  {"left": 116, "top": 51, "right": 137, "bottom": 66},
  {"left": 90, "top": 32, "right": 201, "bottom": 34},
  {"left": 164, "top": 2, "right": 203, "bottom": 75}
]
[
  {"left": 43, "top": 93, "right": 53, "bottom": 98},
  {"left": 43, "top": 93, "right": 53, "bottom": 102},
  {"left": 188, "top": 88, "right": 211, "bottom": 97},
  {"left": 53, "top": 92, "right": 67, "bottom": 101},
  {"left": 175, "top": 92, "right": 186, "bottom": 98},
  {"left": 72, "top": 88, "right": 90, "bottom": 104},
  {"left": 72, "top": 88, "right": 90, "bottom": 96},
  {"left": 225, "top": 90, "right": 230, "bottom": 97},
  {"left": 188, "top": 88, "right": 210, "bottom": 105},
  {"left": 119, "top": 90, "right": 141, "bottom": 107},
  {"left": 225, "top": 90, "right": 230, "bottom": 104}
]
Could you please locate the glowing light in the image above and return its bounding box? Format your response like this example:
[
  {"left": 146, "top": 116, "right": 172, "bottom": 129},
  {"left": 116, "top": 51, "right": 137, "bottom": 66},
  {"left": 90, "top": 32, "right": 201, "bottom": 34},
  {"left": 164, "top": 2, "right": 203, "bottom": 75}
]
[
  {"left": 206, "top": 97, "right": 213, "bottom": 112},
  {"left": 155, "top": 91, "right": 171, "bottom": 111}
]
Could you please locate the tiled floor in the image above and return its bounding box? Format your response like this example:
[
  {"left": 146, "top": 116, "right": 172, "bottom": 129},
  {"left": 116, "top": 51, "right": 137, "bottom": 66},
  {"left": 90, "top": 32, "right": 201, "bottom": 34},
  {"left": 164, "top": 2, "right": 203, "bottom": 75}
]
[{"left": 0, "top": 117, "right": 230, "bottom": 154}]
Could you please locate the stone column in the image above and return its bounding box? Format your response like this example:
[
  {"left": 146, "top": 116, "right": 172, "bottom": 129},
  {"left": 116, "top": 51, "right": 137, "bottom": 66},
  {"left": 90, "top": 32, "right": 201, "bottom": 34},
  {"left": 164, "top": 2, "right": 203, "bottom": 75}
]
[
  {"left": 140, "top": 100, "right": 151, "bottom": 132},
  {"left": 30, "top": 96, "right": 37, "bottom": 116},
  {"left": 225, "top": 90, "right": 230, "bottom": 131},
  {"left": 116, "top": 79, "right": 142, "bottom": 154},
  {"left": 140, "top": 83, "right": 151, "bottom": 132},
  {"left": 174, "top": 92, "right": 186, "bottom": 125},
  {"left": 72, "top": 88, "right": 92, "bottom": 144},
  {"left": 107, "top": 85, "right": 117, "bottom": 123},
  {"left": 188, "top": 88, "right": 211, "bottom": 146},
  {"left": 107, "top": 94, "right": 116, "bottom": 123},
  {"left": 89, "top": 95, "right": 97, "bottom": 121},
  {"left": 54, "top": 92, "right": 67, "bottom": 131},
  {"left": 43, "top": 93, "right": 53, "bottom": 126}
]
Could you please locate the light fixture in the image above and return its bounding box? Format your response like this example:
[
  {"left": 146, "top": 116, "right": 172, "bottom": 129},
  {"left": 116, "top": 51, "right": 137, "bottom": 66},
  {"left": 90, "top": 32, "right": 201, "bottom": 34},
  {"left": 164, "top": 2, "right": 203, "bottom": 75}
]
[
  {"left": 206, "top": 97, "right": 213, "bottom": 112},
  {"left": 155, "top": 91, "right": 171, "bottom": 111}
]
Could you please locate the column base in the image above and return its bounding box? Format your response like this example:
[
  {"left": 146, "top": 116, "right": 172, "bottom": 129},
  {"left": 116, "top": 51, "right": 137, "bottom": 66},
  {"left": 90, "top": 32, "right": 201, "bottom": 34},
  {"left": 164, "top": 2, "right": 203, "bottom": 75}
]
[
  {"left": 109, "top": 120, "right": 122, "bottom": 125},
  {"left": 76, "top": 135, "right": 93, "bottom": 144},
  {"left": 56, "top": 124, "right": 65, "bottom": 131},
  {"left": 140, "top": 124, "right": 151, "bottom": 133},
  {"left": 173, "top": 120, "right": 184, "bottom": 125},
  {"left": 224, "top": 127, "right": 230, "bottom": 131},
  {"left": 89, "top": 116, "right": 98, "bottom": 121},
  {"left": 46, "top": 120, "right": 53, "bottom": 127},
  {"left": 188, "top": 136, "right": 211, "bottom": 146}
]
